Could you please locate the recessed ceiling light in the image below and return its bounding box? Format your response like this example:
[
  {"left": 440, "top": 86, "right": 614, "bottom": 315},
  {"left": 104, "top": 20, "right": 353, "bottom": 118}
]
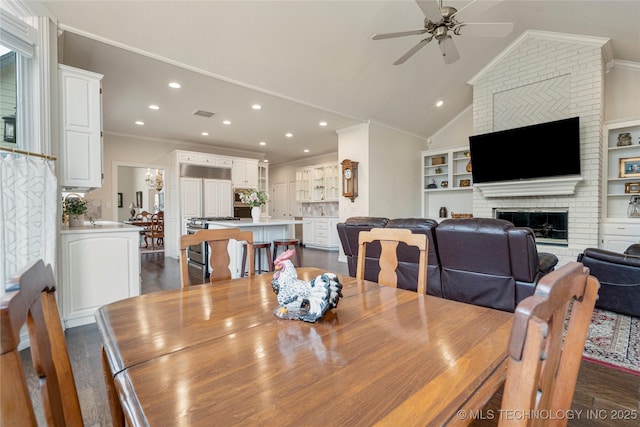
[
  {"left": 263, "top": 159, "right": 269, "bottom": 163},
  {"left": 304, "top": 149, "right": 310, "bottom": 153},
  {"left": 135, "top": 121, "right": 144, "bottom": 126},
  {"left": 319, "top": 121, "right": 328, "bottom": 127},
  {"left": 285, "top": 133, "right": 293, "bottom": 138},
  {"left": 435, "top": 100, "right": 444, "bottom": 107},
  {"left": 149, "top": 104, "right": 160, "bottom": 110},
  {"left": 251, "top": 104, "right": 262, "bottom": 110},
  {"left": 168, "top": 82, "right": 181, "bottom": 89},
  {"left": 222, "top": 120, "right": 231, "bottom": 125},
  {"left": 259, "top": 141, "right": 266, "bottom": 146},
  {"left": 201, "top": 132, "right": 209, "bottom": 136}
]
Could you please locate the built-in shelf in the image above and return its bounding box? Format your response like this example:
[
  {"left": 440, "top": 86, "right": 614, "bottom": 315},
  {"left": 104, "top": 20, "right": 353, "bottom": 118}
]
[{"left": 474, "top": 176, "right": 583, "bottom": 198}]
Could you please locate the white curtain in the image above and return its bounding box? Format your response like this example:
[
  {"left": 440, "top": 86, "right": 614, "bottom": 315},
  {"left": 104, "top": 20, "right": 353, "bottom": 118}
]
[{"left": 0, "top": 154, "right": 58, "bottom": 294}]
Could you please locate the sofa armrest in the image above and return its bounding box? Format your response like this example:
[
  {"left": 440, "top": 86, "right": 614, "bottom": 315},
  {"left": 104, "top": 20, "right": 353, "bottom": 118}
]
[
  {"left": 579, "top": 247, "right": 640, "bottom": 268},
  {"left": 538, "top": 252, "right": 558, "bottom": 274}
]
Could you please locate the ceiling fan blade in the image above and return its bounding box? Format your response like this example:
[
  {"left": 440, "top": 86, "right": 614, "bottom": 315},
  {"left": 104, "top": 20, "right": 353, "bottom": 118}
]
[
  {"left": 394, "top": 37, "right": 433, "bottom": 65},
  {"left": 438, "top": 37, "right": 460, "bottom": 64},
  {"left": 456, "top": 22, "right": 514, "bottom": 37},
  {"left": 372, "top": 29, "right": 428, "bottom": 40},
  {"left": 414, "top": 0, "right": 442, "bottom": 20},
  {"left": 451, "top": 0, "right": 503, "bottom": 22}
]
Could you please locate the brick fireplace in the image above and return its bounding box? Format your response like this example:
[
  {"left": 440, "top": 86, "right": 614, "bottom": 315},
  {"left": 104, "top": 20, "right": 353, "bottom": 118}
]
[{"left": 468, "top": 31, "right": 611, "bottom": 264}]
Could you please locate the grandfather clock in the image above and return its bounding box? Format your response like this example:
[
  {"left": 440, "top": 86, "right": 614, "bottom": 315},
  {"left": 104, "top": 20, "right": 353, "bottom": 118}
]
[{"left": 341, "top": 159, "right": 358, "bottom": 202}]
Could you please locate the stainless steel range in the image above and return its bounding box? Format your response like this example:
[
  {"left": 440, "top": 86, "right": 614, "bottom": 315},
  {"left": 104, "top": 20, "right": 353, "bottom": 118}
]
[{"left": 185, "top": 217, "right": 240, "bottom": 280}]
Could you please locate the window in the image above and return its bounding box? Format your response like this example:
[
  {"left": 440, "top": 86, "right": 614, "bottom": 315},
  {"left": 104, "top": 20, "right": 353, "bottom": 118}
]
[{"left": 0, "top": 45, "right": 17, "bottom": 145}]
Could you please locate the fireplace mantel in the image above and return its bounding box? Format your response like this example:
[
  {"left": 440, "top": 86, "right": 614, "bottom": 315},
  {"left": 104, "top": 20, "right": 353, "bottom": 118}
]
[{"left": 474, "top": 176, "right": 583, "bottom": 198}]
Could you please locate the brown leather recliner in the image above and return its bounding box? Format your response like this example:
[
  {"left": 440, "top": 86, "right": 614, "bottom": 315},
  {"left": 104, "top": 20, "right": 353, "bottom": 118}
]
[
  {"left": 435, "top": 218, "right": 558, "bottom": 311},
  {"left": 577, "top": 245, "right": 640, "bottom": 317},
  {"left": 336, "top": 217, "right": 442, "bottom": 296}
]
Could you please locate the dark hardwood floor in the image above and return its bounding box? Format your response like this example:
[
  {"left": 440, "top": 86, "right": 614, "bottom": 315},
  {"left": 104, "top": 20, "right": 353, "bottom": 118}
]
[{"left": 20, "top": 249, "right": 638, "bottom": 426}]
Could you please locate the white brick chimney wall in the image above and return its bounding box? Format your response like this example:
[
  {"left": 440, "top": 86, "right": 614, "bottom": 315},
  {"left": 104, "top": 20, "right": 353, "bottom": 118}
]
[{"left": 468, "top": 31, "right": 610, "bottom": 264}]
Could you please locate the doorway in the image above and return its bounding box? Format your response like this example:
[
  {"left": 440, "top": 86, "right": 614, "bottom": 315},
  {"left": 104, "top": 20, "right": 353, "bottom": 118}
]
[{"left": 112, "top": 162, "right": 166, "bottom": 222}]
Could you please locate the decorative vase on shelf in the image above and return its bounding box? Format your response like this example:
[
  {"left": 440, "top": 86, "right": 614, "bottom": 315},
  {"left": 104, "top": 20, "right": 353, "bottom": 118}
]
[
  {"left": 251, "top": 206, "right": 261, "bottom": 223},
  {"left": 68, "top": 215, "right": 84, "bottom": 227}
]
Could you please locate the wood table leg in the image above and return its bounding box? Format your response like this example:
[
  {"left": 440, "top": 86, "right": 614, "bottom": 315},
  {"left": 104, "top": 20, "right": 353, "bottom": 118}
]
[{"left": 102, "top": 346, "right": 125, "bottom": 427}]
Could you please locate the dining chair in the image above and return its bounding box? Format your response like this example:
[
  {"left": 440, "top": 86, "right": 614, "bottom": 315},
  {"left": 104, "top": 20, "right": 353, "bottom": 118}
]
[
  {"left": 356, "top": 227, "right": 428, "bottom": 294},
  {"left": 499, "top": 262, "right": 599, "bottom": 426},
  {"left": 144, "top": 211, "right": 164, "bottom": 250},
  {"left": 179, "top": 228, "right": 254, "bottom": 287},
  {"left": 1, "top": 259, "right": 84, "bottom": 426}
]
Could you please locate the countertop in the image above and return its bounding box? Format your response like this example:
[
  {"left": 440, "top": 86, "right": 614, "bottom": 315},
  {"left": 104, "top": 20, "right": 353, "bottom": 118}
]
[
  {"left": 205, "top": 218, "right": 304, "bottom": 227},
  {"left": 60, "top": 221, "right": 142, "bottom": 234}
]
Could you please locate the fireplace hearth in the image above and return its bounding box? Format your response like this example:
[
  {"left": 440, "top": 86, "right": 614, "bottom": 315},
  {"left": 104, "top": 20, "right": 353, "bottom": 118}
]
[{"left": 495, "top": 209, "right": 568, "bottom": 246}]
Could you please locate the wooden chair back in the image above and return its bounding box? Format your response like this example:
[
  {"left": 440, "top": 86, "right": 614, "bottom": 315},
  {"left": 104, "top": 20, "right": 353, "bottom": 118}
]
[
  {"left": 1, "top": 259, "right": 83, "bottom": 426},
  {"left": 499, "top": 262, "right": 599, "bottom": 426},
  {"left": 144, "top": 212, "right": 165, "bottom": 249},
  {"left": 180, "top": 228, "right": 254, "bottom": 287},
  {"left": 356, "top": 227, "right": 428, "bottom": 294}
]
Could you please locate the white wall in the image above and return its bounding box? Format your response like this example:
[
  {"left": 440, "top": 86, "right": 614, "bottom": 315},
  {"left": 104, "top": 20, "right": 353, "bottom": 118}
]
[
  {"left": 369, "top": 122, "right": 427, "bottom": 218},
  {"left": 605, "top": 63, "right": 640, "bottom": 121},
  {"left": 337, "top": 123, "right": 370, "bottom": 221},
  {"left": 428, "top": 106, "right": 473, "bottom": 151}
]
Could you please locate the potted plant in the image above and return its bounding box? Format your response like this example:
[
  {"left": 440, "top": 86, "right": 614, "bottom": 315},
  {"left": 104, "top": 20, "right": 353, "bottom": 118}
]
[
  {"left": 64, "top": 195, "right": 88, "bottom": 227},
  {"left": 239, "top": 190, "right": 269, "bottom": 222}
]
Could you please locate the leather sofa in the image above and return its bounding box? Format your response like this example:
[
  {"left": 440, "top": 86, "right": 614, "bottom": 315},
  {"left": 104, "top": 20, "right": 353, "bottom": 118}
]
[
  {"left": 577, "top": 245, "right": 640, "bottom": 317},
  {"left": 337, "top": 217, "right": 558, "bottom": 312}
]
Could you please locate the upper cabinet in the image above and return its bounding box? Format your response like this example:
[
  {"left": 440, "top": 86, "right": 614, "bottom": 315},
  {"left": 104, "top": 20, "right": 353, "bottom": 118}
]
[
  {"left": 296, "top": 162, "right": 339, "bottom": 202},
  {"left": 59, "top": 64, "right": 103, "bottom": 191},
  {"left": 232, "top": 158, "right": 259, "bottom": 188}
]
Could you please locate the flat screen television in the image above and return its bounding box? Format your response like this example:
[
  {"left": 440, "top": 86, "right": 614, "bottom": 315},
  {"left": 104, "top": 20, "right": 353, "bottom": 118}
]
[{"left": 468, "top": 117, "right": 580, "bottom": 184}]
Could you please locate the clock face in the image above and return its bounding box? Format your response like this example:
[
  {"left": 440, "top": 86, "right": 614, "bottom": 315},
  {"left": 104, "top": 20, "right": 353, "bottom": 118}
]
[{"left": 344, "top": 169, "right": 352, "bottom": 180}]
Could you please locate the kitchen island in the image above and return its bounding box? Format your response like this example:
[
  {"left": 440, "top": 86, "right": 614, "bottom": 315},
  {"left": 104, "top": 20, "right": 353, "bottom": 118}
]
[
  {"left": 60, "top": 221, "right": 141, "bottom": 328},
  {"left": 203, "top": 218, "right": 303, "bottom": 277}
]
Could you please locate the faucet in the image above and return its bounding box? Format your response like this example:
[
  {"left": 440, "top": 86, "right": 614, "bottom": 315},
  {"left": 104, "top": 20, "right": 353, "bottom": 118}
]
[{"left": 318, "top": 205, "right": 324, "bottom": 216}]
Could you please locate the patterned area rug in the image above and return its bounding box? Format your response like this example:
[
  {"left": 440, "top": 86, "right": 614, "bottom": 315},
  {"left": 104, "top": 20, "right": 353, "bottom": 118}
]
[{"left": 582, "top": 308, "right": 639, "bottom": 375}]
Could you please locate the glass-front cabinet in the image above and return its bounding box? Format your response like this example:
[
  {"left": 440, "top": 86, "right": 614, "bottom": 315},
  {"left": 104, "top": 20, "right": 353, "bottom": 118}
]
[
  {"left": 296, "top": 162, "right": 339, "bottom": 202},
  {"left": 258, "top": 163, "right": 269, "bottom": 213}
]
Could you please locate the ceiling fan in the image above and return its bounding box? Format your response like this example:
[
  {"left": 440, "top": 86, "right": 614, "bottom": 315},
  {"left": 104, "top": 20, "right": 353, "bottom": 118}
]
[{"left": 372, "top": 0, "right": 514, "bottom": 65}]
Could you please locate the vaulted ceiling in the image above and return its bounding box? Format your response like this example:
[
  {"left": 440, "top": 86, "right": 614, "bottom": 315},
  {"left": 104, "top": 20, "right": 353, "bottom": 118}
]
[{"left": 42, "top": 1, "right": 640, "bottom": 165}]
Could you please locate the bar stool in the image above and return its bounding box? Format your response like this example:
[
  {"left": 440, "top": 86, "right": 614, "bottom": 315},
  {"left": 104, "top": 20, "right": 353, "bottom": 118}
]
[
  {"left": 241, "top": 241, "right": 272, "bottom": 276},
  {"left": 272, "top": 239, "right": 302, "bottom": 267}
]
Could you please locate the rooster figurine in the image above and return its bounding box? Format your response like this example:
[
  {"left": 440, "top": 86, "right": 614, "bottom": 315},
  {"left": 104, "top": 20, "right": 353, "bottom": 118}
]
[{"left": 271, "top": 249, "right": 343, "bottom": 322}]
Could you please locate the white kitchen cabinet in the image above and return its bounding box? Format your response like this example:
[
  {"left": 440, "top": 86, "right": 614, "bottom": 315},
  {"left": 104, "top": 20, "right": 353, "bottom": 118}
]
[
  {"left": 296, "top": 168, "right": 312, "bottom": 202},
  {"left": 59, "top": 64, "right": 103, "bottom": 191},
  {"left": 181, "top": 177, "right": 203, "bottom": 218},
  {"left": 60, "top": 224, "right": 140, "bottom": 328},
  {"left": 297, "top": 162, "right": 339, "bottom": 202},
  {"left": 302, "top": 217, "right": 339, "bottom": 250},
  {"left": 232, "top": 158, "right": 259, "bottom": 188},
  {"left": 203, "top": 179, "right": 232, "bottom": 217},
  {"left": 302, "top": 217, "right": 315, "bottom": 246}
]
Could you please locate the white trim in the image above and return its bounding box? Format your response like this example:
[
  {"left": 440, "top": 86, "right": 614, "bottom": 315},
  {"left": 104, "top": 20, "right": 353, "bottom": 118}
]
[
  {"left": 336, "top": 122, "right": 369, "bottom": 136},
  {"left": 430, "top": 104, "right": 472, "bottom": 141},
  {"left": 468, "top": 30, "right": 611, "bottom": 85},
  {"left": 474, "top": 176, "right": 583, "bottom": 198},
  {"left": 367, "top": 119, "right": 429, "bottom": 141},
  {"left": 0, "top": 8, "right": 36, "bottom": 57},
  {"left": 612, "top": 60, "right": 640, "bottom": 72}
]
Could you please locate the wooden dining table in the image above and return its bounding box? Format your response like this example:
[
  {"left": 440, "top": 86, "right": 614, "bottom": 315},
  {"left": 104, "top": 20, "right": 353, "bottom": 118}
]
[{"left": 96, "top": 268, "right": 513, "bottom": 426}]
